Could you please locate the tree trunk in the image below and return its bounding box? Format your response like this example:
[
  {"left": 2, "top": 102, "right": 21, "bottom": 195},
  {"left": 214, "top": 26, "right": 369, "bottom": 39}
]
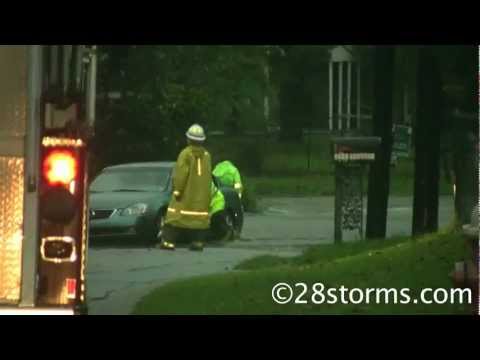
[
  {"left": 366, "top": 46, "right": 396, "bottom": 240},
  {"left": 279, "top": 76, "right": 304, "bottom": 142},
  {"left": 412, "top": 46, "right": 442, "bottom": 236},
  {"left": 452, "top": 117, "right": 478, "bottom": 225},
  {"left": 450, "top": 46, "right": 479, "bottom": 225}
]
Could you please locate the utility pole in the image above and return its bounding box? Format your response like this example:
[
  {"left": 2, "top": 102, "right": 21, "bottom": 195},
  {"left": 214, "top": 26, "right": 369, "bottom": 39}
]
[
  {"left": 366, "top": 46, "right": 396, "bottom": 240},
  {"left": 412, "top": 46, "right": 442, "bottom": 236}
]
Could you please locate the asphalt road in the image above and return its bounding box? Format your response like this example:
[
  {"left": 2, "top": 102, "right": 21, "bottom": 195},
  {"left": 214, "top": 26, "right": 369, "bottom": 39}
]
[{"left": 87, "top": 195, "right": 455, "bottom": 315}]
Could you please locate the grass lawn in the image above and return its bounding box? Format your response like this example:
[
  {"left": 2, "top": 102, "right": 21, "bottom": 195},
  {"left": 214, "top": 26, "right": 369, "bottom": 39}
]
[
  {"left": 246, "top": 158, "right": 453, "bottom": 197},
  {"left": 208, "top": 135, "right": 453, "bottom": 198},
  {"left": 132, "top": 231, "right": 471, "bottom": 315}
]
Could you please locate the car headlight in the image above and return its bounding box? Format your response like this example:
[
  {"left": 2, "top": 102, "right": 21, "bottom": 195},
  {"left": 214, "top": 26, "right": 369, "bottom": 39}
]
[{"left": 119, "top": 203, "right": 148, "bottom": 216}]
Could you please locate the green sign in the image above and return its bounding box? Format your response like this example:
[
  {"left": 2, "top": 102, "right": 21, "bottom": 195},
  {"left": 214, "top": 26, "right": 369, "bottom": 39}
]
[{"left": 392, "top": 125, "right": 412, "bottom": 158}]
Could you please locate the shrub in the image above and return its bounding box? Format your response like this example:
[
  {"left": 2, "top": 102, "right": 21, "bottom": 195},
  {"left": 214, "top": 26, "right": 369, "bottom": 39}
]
[{"left": 234, "top": 139, "right": 265, "bottom": 176}]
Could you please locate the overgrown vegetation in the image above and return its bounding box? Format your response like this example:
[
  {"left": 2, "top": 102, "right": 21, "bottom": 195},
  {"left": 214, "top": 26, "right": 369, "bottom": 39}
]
[{"left": 91, "top": 45, "right": 474, "bottom": 229}]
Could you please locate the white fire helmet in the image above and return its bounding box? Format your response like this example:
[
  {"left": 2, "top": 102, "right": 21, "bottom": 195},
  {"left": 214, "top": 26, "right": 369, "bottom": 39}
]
[{"left": 186, "top": 124, "right": 206, "bottom": 142}]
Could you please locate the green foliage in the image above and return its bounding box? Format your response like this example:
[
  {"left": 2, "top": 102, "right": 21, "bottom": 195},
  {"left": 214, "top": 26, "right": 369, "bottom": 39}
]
[
  {"left": 93, "top": 45, "right": 475, "bottom": 214},
  {"left": 96, "top": 46, "right": 270, "bottom": 166},
  {"left": 209, "top": 136, "right": 267, "bottom": 176},
  {"left": 238, "top": 141, "right": 266, "bottom": 176},
  {"left": 269, "top": 46, "right": 333, "bottom": 141}
]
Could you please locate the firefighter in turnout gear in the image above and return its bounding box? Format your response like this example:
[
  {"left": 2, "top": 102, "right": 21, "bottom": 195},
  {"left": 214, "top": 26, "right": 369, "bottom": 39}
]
[
  {"left": 213, "top": 160, "right": 243, "bottom": 198},
  {"left": 158, "top": 124, "right": 212, "bottom": 251}
]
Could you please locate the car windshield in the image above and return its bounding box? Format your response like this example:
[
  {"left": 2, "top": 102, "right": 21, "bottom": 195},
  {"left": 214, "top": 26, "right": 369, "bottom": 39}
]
[{"left": 90, "top": 167, "right": 171, "bottom": 193}]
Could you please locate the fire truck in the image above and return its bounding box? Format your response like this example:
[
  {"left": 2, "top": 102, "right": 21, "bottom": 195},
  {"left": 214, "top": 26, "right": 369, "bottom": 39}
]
[{"left": 0, "top": 45, "right": 97, "bottom": 315}]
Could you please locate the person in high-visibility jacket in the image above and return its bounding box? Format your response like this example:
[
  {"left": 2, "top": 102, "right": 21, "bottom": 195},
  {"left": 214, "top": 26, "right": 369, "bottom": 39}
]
[
  {"left": 209, "top": 179, "right": 230, "bottom": 241},
  {"left": 158, "top": 124, "right": 212, "bottom": 251},
  {"left": 212, "top": 160, "right": 243, "bottom": 198}
]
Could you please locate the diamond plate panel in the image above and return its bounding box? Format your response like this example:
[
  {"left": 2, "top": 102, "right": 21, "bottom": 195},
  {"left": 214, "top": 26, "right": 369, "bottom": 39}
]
[{"left": 0, "top": 157, "right": 24, "bottom": 303}]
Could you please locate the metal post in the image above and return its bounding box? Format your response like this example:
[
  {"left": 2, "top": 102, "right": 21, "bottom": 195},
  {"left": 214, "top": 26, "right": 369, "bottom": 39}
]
[
  {"left": 329, "top": 61, "right": 333, "bottom": 131},
  {"left": 403, "top": 83, "right": 409, "bottom": 124},
  {"left": 50, "top": 46, "right": 58, "bottom": 87},
  {"left": 75, "top": 45, "right": 84, "bottom": 92},
  {"left": 347, "top": 62, "right": 352, "bottom": 130},
  {"left": 264, "top": 64, "right": 270, "bottom": 126},
  {"left": 86, "top": 46, "right": 97, "bottom": 129},
  {"left": 360, "top": 166, "right": 364, "bottom": 239},
  {"left": 334, "top": 165, "right": 343, "bottom": 243},
  {"left": 62, "top": 45, "right": 73, "bottom": 96},
  {"left": 357, "top": 64, "right": 361, "bottom": 129},
  {"left": 21, "top": 45, "right": 42, "bottom": 307},
  {"left": 307, "top": 122, "right": 312, "bottom": 171},
  {"left": 338, "top": 62, "right": 343, "bottom": 131}
]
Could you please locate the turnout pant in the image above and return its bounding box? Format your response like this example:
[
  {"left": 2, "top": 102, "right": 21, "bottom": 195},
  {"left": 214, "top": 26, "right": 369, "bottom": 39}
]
[{"left": 162, "top": 224, "right": 207, "bottom": 245}]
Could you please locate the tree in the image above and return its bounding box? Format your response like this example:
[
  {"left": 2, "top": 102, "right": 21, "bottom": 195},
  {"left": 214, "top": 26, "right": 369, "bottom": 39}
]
[
  {"left": 94, "top": 45, "right": 269, "bottom": 168},
  {"left": 269, "top": 46, "right": 332, "bottom": 142},
  {"left": 412, "top": 46, "right": 443, "bottom": 236},
  {"left": 438, "top": 45, "right": 478, "bottom": 225},
  {"left": 366, "top": 46, "right": 396, "bottom": 240}
]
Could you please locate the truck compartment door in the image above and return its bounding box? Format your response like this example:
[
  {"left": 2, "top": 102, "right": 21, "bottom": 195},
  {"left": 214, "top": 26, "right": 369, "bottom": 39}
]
[{"left": 0, "top": 46, "right": 28, "bottom": 304}]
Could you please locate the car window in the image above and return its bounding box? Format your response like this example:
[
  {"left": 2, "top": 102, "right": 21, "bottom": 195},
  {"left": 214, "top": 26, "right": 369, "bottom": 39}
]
[{"left": 90, "top": 167, "right": 171, "bottom": 193}]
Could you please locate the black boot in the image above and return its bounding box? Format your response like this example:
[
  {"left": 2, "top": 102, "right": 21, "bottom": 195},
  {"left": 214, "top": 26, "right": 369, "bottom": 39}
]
[{"left": 156, "top": 241, "right": 176, "bottom": 251}]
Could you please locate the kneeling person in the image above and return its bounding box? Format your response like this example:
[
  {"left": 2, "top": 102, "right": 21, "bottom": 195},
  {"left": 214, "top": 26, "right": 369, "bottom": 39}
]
[
  {"left": 209, "top": 180, "right": 231, "bottom": 242},
  {"left": 213, "top": 159, "right": 243, "bottom": 199}
]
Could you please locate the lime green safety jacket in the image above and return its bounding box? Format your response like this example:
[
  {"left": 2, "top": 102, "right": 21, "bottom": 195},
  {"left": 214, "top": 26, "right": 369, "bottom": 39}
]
[
  {"left": 210, "top": 181, "right": 225, "bottom": 216},
  {"left": 165, "top": 145, "right": 212, "bottom": 230},
  {"left": 212, "top": 161, "right": 243, "bottom": 197}
]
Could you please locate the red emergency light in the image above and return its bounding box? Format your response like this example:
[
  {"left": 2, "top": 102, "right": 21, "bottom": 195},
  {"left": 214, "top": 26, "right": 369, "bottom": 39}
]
[
  {"left": 43, "top": 150, "right": 78, "bottom": 187},
  {"left": 66, "top": 278, "right": 77, "bottom": 300}
]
